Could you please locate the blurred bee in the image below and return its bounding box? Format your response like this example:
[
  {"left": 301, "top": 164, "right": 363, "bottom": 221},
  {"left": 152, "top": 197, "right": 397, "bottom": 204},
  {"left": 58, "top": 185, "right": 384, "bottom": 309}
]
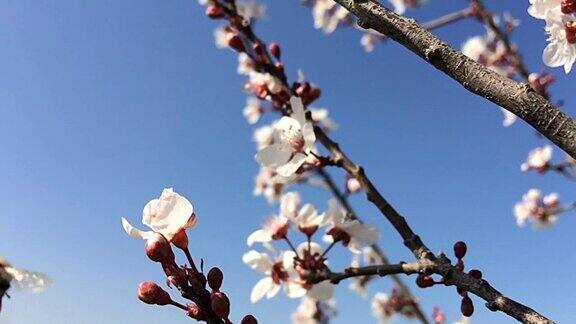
[{"left": 0, "top": 257, "right": 51, "bottom": 313}]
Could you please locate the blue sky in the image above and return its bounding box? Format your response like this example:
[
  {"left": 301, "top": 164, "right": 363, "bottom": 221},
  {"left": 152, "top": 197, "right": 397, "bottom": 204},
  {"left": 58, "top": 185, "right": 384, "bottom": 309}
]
[{"left": 0, "top": 1, "right": 574, "bottom": 323}]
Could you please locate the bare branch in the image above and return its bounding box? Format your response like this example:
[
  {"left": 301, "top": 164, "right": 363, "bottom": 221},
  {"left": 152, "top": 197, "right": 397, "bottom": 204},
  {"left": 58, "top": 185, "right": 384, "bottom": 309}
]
[
  {"left": 331, "top": 0, "right": 576, "bottom": 160},
  {"left": 307, "top": 261, "right": 426, "bottom": 285}
]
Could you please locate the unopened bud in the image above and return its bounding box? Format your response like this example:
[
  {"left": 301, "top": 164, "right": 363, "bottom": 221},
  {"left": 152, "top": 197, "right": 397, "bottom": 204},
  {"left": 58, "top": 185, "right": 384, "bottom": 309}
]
[
  {"left": 228, "top": 34, "right": 245, "bottom": 52},
  {"left": 416, "top": 274, "right": 434, "bottom": 288},
  {"left": 211, "top": 291, "right": 231, "bottom": 319},
  {"left": 206, "top": 4, "right": 225, "bottom": 19},
  {"left": 461, "top": 296, "right": 474, "bottom": 317},
  {"left": 468, "top": 269, "right": 482, "bottom": 280},
  {"left": 241, "top": 314, "right": 258, "bottom": 324},
  {"left": 208, "top": 267, "right": 224, "bottom": 291},
  {"left": 453, "top": 241, "right": 467, "bottom": 259},
  {"left": 146, "top": 233, "right": 175, "bottom": 264},
  {"left": 138, "top": 281, "right": 172, "bottom": 306},
  {"left": 269, "top": 43, "right": 281, "bottom": 60}
]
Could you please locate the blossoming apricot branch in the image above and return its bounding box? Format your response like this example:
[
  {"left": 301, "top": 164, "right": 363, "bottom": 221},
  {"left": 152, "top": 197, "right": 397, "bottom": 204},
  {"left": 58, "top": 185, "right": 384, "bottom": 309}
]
[{"left": 122, "top": 188, "right": 258, "bottom": 324}]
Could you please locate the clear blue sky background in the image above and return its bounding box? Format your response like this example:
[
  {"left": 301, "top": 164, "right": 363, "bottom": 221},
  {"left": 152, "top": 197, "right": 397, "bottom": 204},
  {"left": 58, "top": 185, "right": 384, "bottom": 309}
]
[{"left": 0, "top": 1, "right": 574, "bottom": 323}]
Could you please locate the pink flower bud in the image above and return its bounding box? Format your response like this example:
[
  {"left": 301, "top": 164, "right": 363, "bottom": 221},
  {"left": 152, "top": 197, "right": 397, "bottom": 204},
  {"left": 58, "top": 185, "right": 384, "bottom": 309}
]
[
  {"left": 269, "top": 43, "right": 281, "bottom": 60},
  {"left": 145, "top": 233, "right": 175, "bottom": 264},
  {"left": 138, "top": 282, "right": 172, "bottom": 306},
  {"left": 211, "top": 291, "right": 230, "bottom": 319},
  {"left": 241, "top": 314, "right": 258, "bottom": 324},
  {"left": 207, "top": 267, "right": 224, "bottom": 291},
  {"left": 205, "top": 4, "right": 225, "bottom": 19}
]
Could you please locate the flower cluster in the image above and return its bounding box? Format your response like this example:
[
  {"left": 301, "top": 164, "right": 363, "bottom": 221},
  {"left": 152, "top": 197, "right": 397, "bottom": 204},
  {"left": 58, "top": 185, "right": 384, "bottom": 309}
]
[
  {"left": 290, "top": 296, "right": 336, "bottom": 324},
  {"left": 514, "top": 189, "right": 562, "bottom": 227},
  {"left": 528, "top": 0, "right": 576, "bottom": 73},
  {"left": 521, "top": 145, "right": 553, "bottom": 173},
  {"left": 244, "top": 192, "right": 379, "bottom": 303},
  {"left": 371, "top": 289, "right": 419, "bottom": 323},
  {"left": 122, "top": 188, "right": 257, "bottom": 323}
]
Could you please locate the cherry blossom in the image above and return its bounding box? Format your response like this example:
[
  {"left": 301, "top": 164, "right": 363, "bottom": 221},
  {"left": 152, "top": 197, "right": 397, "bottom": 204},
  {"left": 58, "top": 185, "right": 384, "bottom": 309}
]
[
  {"left": 521, "top": 145, "right": 553, "bottom": 172},
  {"left": 310, "top": 108, "right": 337, "bottom": 132},
  {"left": 514, "top": 189, "right": 561, "bottom": 227},
  {"left": 243, "top": 97, "right": 264, "bottom": 124},
  {"left": 346, "top": 177, "right": 362, "bottom": 194},
  {"left": 253, "top": 167, "right": 295, "bottom": 203},
  {"left": 388, "top": 0, "right": 425, "bottom": 14},
  {"left": 247, "top": 214, "right": 289, "bottom": 246},
  {"left": 122, "top": 188, "right": 196, "bottom": 242},
  {"left": 291, "top": 297, "right": 336, "bottom": 324},
  {"left": 311, "top": 0, "right": 351, "bottom": 34},
  {"left": 237, "top": 53, "right": 256, "bottom": 75},
  {"left": 242, "top": 249, "right": 306, "bottom": 303},
  {"left": 255, "top": 96, "right": 316, "bottom": 177},
  {"left": 237, "top": 1, "right": 266, "bottom": 22},
  {"left": 361, "top": 33, "right": 382, "bottom": 53},
  {"left": 528, "top": 1, "right": 576, "bottom": 73},
  {"left": 322, "top": 199, "right": 379, "bottom": 253},
  {"left": 253, "top": 124, "right": 275, "bottom": 150},
  {"left": 371, "top": 289, "right": 419, "bottom": 323},
  {"left": 280, "top": 192, "right": 324, "bottom": 235}
]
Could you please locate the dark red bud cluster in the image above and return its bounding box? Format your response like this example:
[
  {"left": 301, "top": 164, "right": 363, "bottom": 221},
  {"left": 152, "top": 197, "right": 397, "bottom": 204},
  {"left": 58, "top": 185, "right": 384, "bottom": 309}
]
[
  {"left": 187, "top": 303, "right": 204, "bottom": 320},
  {"left": 292, "top": 82, "right": 321, "bottom": 106},
  {"left": 211, "top": 291, "right": 231, "bottom": 319},
  {"left": 561, "top": 0, "right": 576, "bottom": 14},
  {"left": 138, "top": 282, "right": 172, "bottom": 306},
  {"left": 468, "top": 269, "right": 482, "bottom": 280}
]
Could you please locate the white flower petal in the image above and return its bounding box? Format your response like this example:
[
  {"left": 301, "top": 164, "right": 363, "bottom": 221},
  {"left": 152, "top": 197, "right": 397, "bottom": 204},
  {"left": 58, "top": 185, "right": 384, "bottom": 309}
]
[
  {"left": 247, "top": 229, "right": 272, "bottom": 246},
  {"left": 121, "top": 217, "right": 153, "bottom": 240},
  {"left": 250, "top": 277, "right": 275, "bottom": 303}
]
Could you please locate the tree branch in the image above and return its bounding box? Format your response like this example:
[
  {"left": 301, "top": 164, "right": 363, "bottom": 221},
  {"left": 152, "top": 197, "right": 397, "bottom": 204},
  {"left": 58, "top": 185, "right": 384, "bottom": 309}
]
[
  {"left": 315, "top": 168, "right": 430, "bottom": 324},
  {"left": 331, "top": 0, "right": 576, "bottom": 160},
  {"left": 307, "top": 261, "right": 427, "bottom": 285},
  {"left": 315, "top": 126, "right": 554, "bottom": 324}
]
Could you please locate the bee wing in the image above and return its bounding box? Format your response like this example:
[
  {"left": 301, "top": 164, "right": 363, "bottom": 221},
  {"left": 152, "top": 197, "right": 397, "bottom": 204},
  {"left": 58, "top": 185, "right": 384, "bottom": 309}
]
[{"left": 4, "top": 267, "right": 51, "bottom": 293}]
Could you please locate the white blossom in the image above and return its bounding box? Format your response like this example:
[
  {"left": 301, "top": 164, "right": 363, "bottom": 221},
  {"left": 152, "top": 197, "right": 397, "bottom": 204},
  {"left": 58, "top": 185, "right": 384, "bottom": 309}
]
[
  {"left": 346, "top": 177, "right": 362, "bottom": 193},
  {"left": 237, "top": 1, "right": 266, "bottom": 22},
  {"left": 281, "top": 192, "right": 324, "bottom": 234},
  {"left": 372, "top": 292, "right": 394, "bottom": 323},
  {"left": 310, "top": 108, "right": 337, "bottom": 132},
  {"left": 121, "top": 188, "right": 195, "bottom": 241},
  {"left": 243, "top": 249, "right": 306, "bottom": 302},
  {"left": 514, "top": 189, "right": 560, "bottom": 228},
  {"left": 520, "top": 145, "right": 553, "bottom": 172},
  {"left": 360, "top": 33, "right": 381, "bottom": 53},
  {"left": 247, "top": 214, "right": 289, "bottom": 246},
  {"left": 243, "top": 97, "right": 263, "bottom": 124},
  {"left": 322, "top": 199, "right": 379, "bottom": 253},
  {"left": 255, "top": 97, "right": 316, "bottom": 177},
  {"left": 501, "top": 108, "right": 518, "bottom": 127},
  {"left": 312, "top": 0, "right": 350, "bottom": 33},
  {"left": 237, "top": 53, "right": 256, "bottom": 75}
]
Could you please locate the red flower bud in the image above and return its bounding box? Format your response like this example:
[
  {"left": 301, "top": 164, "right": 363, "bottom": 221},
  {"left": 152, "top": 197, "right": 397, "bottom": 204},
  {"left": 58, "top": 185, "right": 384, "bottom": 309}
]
[
  {"left": 138, "top": 282, "right": 172, "bottom": 306},
  {"left": 211, "top": 291, "right": 230, "bottom": 319},
  {"left": 253, "top": 43, "right": 264, "bottom": 56},
  {"left": 461, "top": 296, "right": 474, "bottom": 317},
  {"left": 468, "top": 269, "right": 482, "bottom": 280},
  {"left": 145, "top": 233, "right": 175, "bottom": 264},
  {"left": 205, "top": 4, "right": 225, "bottom": 19},
  {"left": 171, "top": 229, "right": 189, "bottom": 250},
  {"left": 453, "top": 241, "right": 467, "bottom": 259},
  {"left": 562, "top": 0, "right": 576, "bottom": 14},
  {"left": 269, "top": 43, "right": 281, "bottom": 60},
  {"left": 241, "top": 314, "right": 258, "bottom": 324},
  {"left": 228, "top": 34, "right": 245, "bottom": 53},
  {"left": 416, "top": 274, "right": 434, "bottom": 288},
  {"left": 208, "top": 267, "right": 224, "bottom": 291}
]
